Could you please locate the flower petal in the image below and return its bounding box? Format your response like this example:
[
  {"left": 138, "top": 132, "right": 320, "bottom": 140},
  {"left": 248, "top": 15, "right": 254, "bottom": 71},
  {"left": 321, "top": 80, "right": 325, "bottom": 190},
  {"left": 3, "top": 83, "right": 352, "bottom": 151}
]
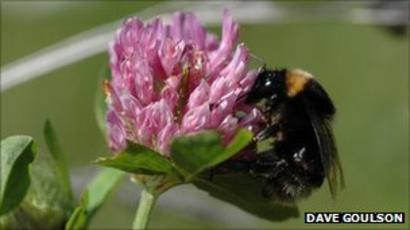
[
  {"left": 187, "top": 79, "right": 210, "bottom": 110},
  {"left": 157, "top": 123, "right": 179, "bottom": 156},
  {"left": 218, "top": 115, "right": 239, "bottom": 144},
  {"left": 106, "top": 109, "right": 127, "bottom": 152},
  {"left": 159, "top": 39, "right": 185, "bottom": 76},
  {"left": 161, "top": 84, "right": 180, "bottom": 111},
  {"left": 209, "top": 76, "right": 230, "bottom": 104},
  {"left": 221, "top": 44, "right": 249, "bottom": 84},
  {"left": 239, "top": 70, "right": 258, "bottom": 92},
  {"left": 182, "top": 103, "right": 211, "bottom": 133},
  {"left": 106, "top": 10, "right": 263, "bottom": 155},
  {"left": 210, "top": 91, "right": 237, "bottom": 127},
  {"left": 135, "top": 100, "right": 173, "bottom": 147},
  {"left": 208, "top": 10, "right": 239, "bottom": 77}
]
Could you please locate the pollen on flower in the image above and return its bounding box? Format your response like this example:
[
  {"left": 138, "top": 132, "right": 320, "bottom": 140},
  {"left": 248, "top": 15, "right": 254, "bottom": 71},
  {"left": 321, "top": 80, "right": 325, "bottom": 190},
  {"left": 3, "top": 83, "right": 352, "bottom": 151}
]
[
  {"left": 103, "top": 80, "right": 111, "bottom": 97},
  {"left": 106, "top": 9, "right": 263, "bottom": 156}
]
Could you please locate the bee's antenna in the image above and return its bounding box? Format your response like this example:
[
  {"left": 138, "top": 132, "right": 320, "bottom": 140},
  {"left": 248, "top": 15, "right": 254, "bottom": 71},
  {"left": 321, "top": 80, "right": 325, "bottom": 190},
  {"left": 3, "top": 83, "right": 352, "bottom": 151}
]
[
  {"left": 249, "top": 53, "right": 265, "bottom": 65},
  {"left": 249, "top": 53, "right": 267, "bottom": 72}
]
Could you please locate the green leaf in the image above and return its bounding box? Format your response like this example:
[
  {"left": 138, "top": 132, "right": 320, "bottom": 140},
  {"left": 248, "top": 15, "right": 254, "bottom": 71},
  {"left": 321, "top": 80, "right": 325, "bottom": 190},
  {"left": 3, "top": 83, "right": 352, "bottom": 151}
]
[
  {"left": 95, "top": 68, "right": 110, "bottom": 135},
  {"left": 65, "top": 168, "right": 124, "bottom": 229},
  {"left": 96, "top": 143, "right": 174, "bottom": 175},
  {"left": 0, "top": 136, "right": 36, "bottom": 215},
  {"left": 43, "top": 120, "right": 74, "bottom": 202},
  {"left": 217, "top": 129, "right": 254, "bottom": 164},
  {"left": 170, "top": 129, "right": 253, "bottom": 179},
  {"left": 194, "top": 174, "right": 299, "bottom": 222},
  {"left": 86, "top": 168, "right": 124, "bottom": 213},
  {"left": 11, "top": 153, "right": 75, "bottom": 229},
  {"left": 65, "top": 194, "right": 88, "bottom": 230},
  {"left": 170, "top": 131, "right": 222, "bottom": 178},
  {"left": 0, "top": 131, "right": 76, "bottom": 229}
]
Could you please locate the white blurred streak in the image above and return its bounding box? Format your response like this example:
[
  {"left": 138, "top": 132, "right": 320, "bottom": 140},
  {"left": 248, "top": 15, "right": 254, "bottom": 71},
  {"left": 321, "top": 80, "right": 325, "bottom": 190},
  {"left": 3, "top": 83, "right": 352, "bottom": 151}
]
[
  {"left": 5, "top": 1, "right": 82, "bottom": 17},
  {"left": 0, "top": 1, "right": 275, "bottom": 92},
  {"left": 348, "top": 7, "right": 409, "bottom": 26},
  {"left": 1, "top": 1, "right": 408, "bottom": 91},
  {"left": 0, "top": 31, "right": 115, "bottom": 91}
]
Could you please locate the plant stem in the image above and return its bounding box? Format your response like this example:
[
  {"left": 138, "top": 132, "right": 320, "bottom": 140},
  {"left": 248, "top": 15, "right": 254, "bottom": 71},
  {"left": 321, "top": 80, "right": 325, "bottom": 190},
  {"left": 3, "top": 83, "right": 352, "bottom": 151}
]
[{"left": 133, "top": 189, "right": 157, "bottom": 229}]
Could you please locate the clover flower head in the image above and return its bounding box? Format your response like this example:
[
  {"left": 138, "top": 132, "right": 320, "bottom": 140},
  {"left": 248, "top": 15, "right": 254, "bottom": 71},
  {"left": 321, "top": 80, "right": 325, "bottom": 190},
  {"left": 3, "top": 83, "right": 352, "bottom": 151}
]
[{"left": 106, "top": 10, "right": 263, "bottom": 156}]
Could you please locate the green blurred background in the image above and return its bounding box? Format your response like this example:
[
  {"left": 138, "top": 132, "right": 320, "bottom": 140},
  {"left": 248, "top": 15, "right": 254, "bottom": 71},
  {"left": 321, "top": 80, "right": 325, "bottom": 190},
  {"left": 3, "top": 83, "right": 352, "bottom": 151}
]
[{"left": 1, "top": 1, "right": 408, "bottom": 229}]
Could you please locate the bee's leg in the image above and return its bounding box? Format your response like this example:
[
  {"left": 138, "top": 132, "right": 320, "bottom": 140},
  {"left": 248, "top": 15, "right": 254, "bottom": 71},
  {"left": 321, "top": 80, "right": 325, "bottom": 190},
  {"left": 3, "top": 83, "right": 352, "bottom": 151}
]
[
  {"left": 254, "top": 123, "right": 280, "bottom": 141},
  {"left": 257, "top": 155, "right": 289, "bottom": 199},
  {"left": 271, "top": 159, "right": 288, "bottom": 177},
  {"left": 262, "top": 94, "right": 280, "bottom": 114},
  {"left": 259, "top": 94, "right": 279, "bottom": 124},
  {"left": 251, "top": 160, "right": 288, "bottom": 178},
  {"left": 292, "top": 146, "right": 325, "bottom": 186},
  {"left": 292, "top": 147, "right": 306, "bottom": 162},
  {"left": 251, "top": 149, "right": 288, "bottom": 178}
]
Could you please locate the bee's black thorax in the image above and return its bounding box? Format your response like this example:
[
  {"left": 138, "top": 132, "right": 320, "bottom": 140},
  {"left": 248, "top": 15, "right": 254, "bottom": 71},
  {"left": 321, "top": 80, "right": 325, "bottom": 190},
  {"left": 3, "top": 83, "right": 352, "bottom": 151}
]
[
  {"left": 245, "top": 67, "right": 338, "bottom": 203},
  {"left": 258, "top": 98, "right": 325, "bottom": 202}
]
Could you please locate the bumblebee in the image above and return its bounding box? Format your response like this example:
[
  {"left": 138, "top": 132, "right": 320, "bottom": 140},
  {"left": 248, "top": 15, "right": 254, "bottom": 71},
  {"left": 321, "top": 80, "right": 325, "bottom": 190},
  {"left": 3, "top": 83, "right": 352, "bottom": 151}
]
[{"left": 245, "top": 67, "right": 344, "bottom": 203}]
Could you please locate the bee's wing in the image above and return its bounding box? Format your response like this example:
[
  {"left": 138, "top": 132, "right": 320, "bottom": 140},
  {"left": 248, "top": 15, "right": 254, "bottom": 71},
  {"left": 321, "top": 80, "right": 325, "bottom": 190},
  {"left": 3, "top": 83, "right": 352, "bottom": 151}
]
[{"left": 303, "top": 97, "right": 344, "bottom": 199}]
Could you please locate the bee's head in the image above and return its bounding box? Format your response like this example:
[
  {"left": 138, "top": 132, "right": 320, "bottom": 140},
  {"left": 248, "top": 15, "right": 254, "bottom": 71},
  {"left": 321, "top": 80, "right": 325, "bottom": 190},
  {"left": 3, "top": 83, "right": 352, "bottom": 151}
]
[{"left": 245, "top": 68, "right": 286, "bottom": 103}]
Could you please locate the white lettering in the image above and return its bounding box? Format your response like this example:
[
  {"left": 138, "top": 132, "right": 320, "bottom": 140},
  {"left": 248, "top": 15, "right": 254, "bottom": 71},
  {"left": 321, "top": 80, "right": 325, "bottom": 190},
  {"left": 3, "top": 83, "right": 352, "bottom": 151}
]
[
  {"left": 305, "top": 212, "right": 404, "bottom": 224},
  {"left": 305, "top": 213, "right": 315, "bottom": 223}
]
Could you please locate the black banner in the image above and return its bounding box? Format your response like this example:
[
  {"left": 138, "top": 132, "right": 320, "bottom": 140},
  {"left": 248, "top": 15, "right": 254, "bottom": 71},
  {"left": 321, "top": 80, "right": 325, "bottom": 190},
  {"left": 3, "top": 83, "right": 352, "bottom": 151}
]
[{"left": 304, "top": 212, "right": 405, "bottom": 224}]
